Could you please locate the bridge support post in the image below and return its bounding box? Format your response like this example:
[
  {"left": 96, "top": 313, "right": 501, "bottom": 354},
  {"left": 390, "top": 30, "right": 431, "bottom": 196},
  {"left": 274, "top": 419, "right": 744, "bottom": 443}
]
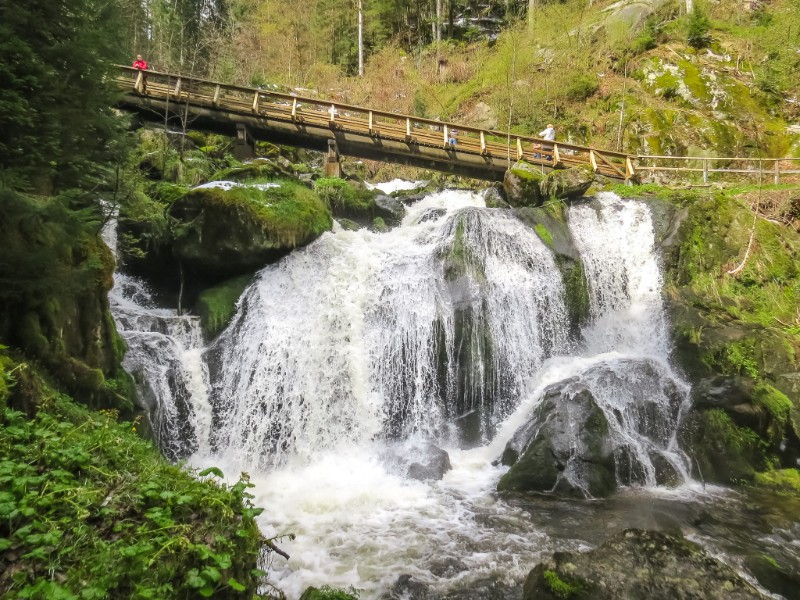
[
  {"left": 233, "top": 123, "right": 256, "bottom": 161},
  {"left": 324, "top": 139, "right": 341, "bottom": 178}
]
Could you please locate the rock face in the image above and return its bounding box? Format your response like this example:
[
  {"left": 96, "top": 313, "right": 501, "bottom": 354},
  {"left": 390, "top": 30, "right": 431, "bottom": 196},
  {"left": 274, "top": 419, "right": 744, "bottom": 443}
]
[
  {"left": 498, "top": 380, "right": 616, "bottom": 498},
  {"left": 0, "top": 192, "right": 131, "bottom": 411},
  {"left": 656, "top": 193, "right": 800, "bottom": 484},
  {"left": 512, "top": 203, "right": 589, "bottom": 338},
  {"left": 503, "top": 162, "right": 595, "bottom": 207},
  {"left": 169, "top": 182, "right": 332, "bottom": 281},
  {"left": 523, "top": 529, "right": 768, "bottom": 600}
]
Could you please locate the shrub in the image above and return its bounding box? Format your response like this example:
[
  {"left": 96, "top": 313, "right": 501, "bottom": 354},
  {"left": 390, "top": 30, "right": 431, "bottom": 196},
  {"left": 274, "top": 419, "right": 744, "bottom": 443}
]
[{"left": 687, "top": 7, "right": 711, "bottom": 49}]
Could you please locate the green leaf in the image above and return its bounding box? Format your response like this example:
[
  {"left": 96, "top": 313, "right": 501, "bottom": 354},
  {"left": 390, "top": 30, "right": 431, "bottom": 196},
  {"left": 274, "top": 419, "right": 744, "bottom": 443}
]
[
  {"left": 199, "top": 585, "right": 215, "bottom": 597},
  {"left": 198, "top": 467, "right": 224, "bottom": 478},
  {"left": 227, "top": 577, "right": 246, "bottom": 592}
]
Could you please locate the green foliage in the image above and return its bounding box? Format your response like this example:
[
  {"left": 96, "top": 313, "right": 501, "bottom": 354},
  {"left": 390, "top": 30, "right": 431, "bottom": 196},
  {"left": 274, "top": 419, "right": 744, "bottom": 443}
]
[
  {"left": 565, "top": 74, "right": 599, "bottom": 101},
  {"left": 300, "top": 585, "right": 360, "bottom": 600},
  {"left": 687, "top": 6, "right": 711, "bottom": 49},
  {"left": 0, "top": 0, "right": 127, "bottom": 192},
  {"left": 534, "top": 223, "right": 554, "bottom": 248},
  {"left": 0, "top": 396, "right": 269, "bottom": 598},
  {"left": 542, "top": 569, "right": 584, "bottom": 599}
]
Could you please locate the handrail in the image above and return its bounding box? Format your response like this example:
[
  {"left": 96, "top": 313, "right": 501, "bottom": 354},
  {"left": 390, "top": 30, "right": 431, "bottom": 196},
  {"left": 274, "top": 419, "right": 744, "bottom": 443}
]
[
  {"left": 637, "top": 155, "right": 800, "bottom": 184},
  {"left": 114, "top": 65, "right": 634, "bottom": 178}
]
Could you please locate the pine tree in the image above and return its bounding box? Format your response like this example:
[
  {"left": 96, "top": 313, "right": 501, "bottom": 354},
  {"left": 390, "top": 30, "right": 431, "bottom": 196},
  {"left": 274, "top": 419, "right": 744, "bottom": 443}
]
[{"left": 0, "top": 0, "right": 127, "bottom": 193}]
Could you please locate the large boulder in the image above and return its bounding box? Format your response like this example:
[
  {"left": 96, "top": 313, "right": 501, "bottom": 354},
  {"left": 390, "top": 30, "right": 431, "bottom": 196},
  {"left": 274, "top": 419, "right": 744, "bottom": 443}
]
[
  {"left": 169, "top": 181, "right": 332, "bottom": 281},
  {"left": 523, "top": 529, "right": 768, "bottom": 600},
  {"left": 503, "top": 161, "right": 545, "bottom": 207},
  {"left": 539, "top": 166, "right": 595, "bottom": 200},
  {"left": 498, "top": 379, "right": 616, "bottom": 498}
]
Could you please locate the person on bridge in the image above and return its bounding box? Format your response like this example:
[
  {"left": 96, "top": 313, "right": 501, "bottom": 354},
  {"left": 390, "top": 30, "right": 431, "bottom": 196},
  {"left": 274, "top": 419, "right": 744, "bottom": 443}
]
[
  {"left": 132, "top": 55, "right": 148, "bottom": 93},
  {"left": 539, "top": 123, "right": 556, "bottom": 142},
  {"left": 536, "top": 123, "right": 556, "bottom": 160}
]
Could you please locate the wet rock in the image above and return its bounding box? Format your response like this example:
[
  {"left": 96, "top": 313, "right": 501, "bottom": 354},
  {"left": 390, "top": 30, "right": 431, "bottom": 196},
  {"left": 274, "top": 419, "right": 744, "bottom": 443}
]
[
  {"left": 745, "top": 554, "right": 800, "bottom": 600},
  {"left": 407, "top": 446, "right": 452, "bottom": 481},
  {"left": 386, "top": 574, "right": 430, "bottom": 600},
  {"left": 417, "top": 208, "right": 447, "bottom": 224},
  {"left": 523, "top": 529, "right": 768, "bottom": 600},
  {"left": 539, "top": 166, "right": 594, "bottom": 200},
  {"left": 483, "top": 184, "right": 510, "bottom": 209},
  {"left": 441, "top": 577, "right": 522, "bottom": 600},
  {"left": 374, "top": 194, "right": 407, "bottom": 225},
  {"left": 502, "top": 161, "right": 545, "bottom": 207},
  {"left": 498, "top": 380, "right": 616, "bottom": 498}
]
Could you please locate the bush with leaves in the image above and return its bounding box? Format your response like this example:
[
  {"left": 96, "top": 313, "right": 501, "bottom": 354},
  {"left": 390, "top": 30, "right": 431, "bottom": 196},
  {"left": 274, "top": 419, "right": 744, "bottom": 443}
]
[{"left": 0, "top": 390, "right": 275, "bottom": 599}]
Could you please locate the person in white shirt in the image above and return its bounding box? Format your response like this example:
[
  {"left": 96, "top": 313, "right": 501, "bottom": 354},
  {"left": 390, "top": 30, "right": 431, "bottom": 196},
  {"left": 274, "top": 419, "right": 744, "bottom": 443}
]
[
  {"left": 536, "top": 123, "right": 556, "bottom": 160},
  {"left": 539, "top": 124, "right": 556, "bottom": 141}
]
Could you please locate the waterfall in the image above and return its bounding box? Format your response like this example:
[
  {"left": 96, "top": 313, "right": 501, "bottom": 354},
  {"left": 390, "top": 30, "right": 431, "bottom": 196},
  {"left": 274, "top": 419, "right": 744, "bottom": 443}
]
[
  {"left": 102, "top": 220, "right": 213, "bottom": 461},
  {"left": 108, "top": 189, "right": 696, "bottom": 598},
  {"left": 209, "top": 191, "right": 571, "bottom": 468}
]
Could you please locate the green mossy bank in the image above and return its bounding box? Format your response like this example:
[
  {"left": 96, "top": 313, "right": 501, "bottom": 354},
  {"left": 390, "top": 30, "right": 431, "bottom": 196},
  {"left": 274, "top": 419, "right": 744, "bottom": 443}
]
[
  {"left": 0, "top": 353, "right": 269, "bottom": 599},
  {"left": 618, "top": 185, "right": 800, "bottom": 488},
  {"left": 0, "top": 191, "right": 133, "bottom": 413}
]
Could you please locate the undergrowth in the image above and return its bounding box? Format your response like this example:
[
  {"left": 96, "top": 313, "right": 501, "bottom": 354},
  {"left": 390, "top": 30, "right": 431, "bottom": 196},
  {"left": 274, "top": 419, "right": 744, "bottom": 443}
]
[{"left": 0, "top": 388, "right": 272, "bottom": 599}]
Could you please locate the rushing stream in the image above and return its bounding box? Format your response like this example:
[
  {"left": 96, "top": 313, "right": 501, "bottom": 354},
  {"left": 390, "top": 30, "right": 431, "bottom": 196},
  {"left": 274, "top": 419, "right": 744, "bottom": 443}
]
[{"left": 107, "top": 189, "right": 798, "bottom": 599}]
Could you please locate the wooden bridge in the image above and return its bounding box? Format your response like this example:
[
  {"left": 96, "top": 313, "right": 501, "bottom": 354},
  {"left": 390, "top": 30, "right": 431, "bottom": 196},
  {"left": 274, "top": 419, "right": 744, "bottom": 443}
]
[{"left": 115, "top": 66, "right": 635, "bottom": 181}]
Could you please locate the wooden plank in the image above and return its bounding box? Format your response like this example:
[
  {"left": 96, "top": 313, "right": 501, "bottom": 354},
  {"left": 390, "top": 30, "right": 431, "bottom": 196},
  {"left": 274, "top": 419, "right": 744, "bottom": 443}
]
[
  {"left": 553, "top": 144, "right": 560, "bottom": 166},
  {"left": 589, "top": 150, "right": 598, "bottom": 172},
  {"left": 594, "top": 151, "right": 626, "bottom": 179},
  {"left": 480, "top": 132, "right": 486, "bottom": 154},
  {"left": 516, "top": 138, "right": 523, "bottom": 160},
  {"left": 626, "top": 157, "right": 635, "bottom": 179},
  {"left": 252, "top": 91, "right": 259, "bottom": 113}
]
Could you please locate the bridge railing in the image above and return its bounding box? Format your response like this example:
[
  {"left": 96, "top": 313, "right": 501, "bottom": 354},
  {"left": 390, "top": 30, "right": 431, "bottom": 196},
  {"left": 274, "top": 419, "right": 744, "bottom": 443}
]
[
  {"left": 115, "top": 66, "right": 634, "bottom": 180},
  {"left": 636, "top": 155, "right": 800, "bottom": 184}
]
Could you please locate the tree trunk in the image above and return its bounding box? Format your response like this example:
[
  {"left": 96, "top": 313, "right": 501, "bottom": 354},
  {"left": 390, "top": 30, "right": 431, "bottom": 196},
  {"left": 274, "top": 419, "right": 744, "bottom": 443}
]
[
  {"left": 358, "top": 0, "right": 364, "bottom": 76},
  {"left": 528, "top": 0, "right": 536, "bottom": 30}
]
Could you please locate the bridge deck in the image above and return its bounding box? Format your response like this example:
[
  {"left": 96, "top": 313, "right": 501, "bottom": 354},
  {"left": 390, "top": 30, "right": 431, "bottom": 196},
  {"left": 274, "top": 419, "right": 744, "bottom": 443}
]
[{"left": 115, "top": 66, "right": 634, "bottom": 182}]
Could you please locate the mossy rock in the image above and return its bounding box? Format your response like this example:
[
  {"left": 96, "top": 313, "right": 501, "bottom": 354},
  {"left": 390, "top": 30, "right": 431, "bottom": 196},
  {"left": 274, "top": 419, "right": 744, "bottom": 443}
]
[
  {"left": 314, "top": 178, "right": 404, "bottom": 226},
  {"left": 0, "top": 191, "right": 130, "bottom": 411},
  {"left": 753, "top": 468, "right": 800, "bottom": 493},
  {"left": 513, "top": 204, "right": 589, "bottom": 336},
  {"left": 539, "top": 166, "right": 595, "bottom": 200},
  {"left": 194, "top": 274, "right": 254, "bottom": 339},
  {"left": 168, "top": 181, "right": 332, "bottom": 280},
  {"left": 299, "top": 586, "right": 359, "bottom": 600},
  {"left": 503, "top": 160, "right": 545, "bottom": 207},
  {"left": 523, "top": 529, "right": 767, "bottom": 600},
  {"left": 498, "top": 383, "right": 616, "bottom": 498},
  {"left": 679, "top": 408, "right": 765, "bottom": 484}
]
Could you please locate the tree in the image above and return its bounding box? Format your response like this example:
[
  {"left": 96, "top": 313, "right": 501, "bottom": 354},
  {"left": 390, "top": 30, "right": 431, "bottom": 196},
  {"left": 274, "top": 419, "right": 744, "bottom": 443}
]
[{"left": 0, "top": 0, "right": 128, "bottom": 193}]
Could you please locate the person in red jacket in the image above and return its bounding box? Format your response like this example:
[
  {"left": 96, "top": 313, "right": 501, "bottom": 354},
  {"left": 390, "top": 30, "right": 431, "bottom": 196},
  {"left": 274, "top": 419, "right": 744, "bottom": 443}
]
[
  {"left": 132, "top": 54, "right": 148, "bottom": 70},
  {"left": 132, "top": 55, "right": 148, "bottom": 92}
]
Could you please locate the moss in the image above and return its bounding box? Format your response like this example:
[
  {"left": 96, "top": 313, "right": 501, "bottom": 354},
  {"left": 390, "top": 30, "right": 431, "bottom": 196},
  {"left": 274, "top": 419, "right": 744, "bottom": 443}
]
[
  {"left": 371, "top": 217, "right": 388, "bottom": 232},
  {"left": 680, "top": 408, "right": 765, "bottom": 483},
  {"left": 534, "top": 223, "right": 554, "bottom": 248},
  {"left": 314, "top": 178, "right": 377, "bottom": 220},
  {"left": 542, "top": 569, "right": 584, "bottom": 599},
  {"left": 557, "top": 257, "right": 590, "bottom": 335},
  {"left": 753, "top": 468, "right": 800, "bottom": 493},
  {"left": 194, "top": 274, "right": 254, "bottom": 339}
]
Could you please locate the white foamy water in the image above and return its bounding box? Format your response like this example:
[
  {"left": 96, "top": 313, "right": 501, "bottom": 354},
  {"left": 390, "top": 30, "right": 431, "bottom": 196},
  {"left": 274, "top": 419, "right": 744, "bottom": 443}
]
[
  {"left": 109, "top": 191, "right": 704, "bottom": 598},
  {"left": 365, "top": 179, "right": 428, "bottom": 194}
]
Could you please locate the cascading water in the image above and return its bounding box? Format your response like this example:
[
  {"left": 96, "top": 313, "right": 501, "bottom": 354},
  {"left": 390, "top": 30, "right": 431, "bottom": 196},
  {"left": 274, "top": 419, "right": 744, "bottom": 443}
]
[
  {"left": 110, "top": 189, "right": 704, "bottom": 598},
  {"left": 209, "top": 191, "right": 571, "bottom": 467},
  {"left": 102, "top": 221, "right": 213, "bottom": 461}
]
